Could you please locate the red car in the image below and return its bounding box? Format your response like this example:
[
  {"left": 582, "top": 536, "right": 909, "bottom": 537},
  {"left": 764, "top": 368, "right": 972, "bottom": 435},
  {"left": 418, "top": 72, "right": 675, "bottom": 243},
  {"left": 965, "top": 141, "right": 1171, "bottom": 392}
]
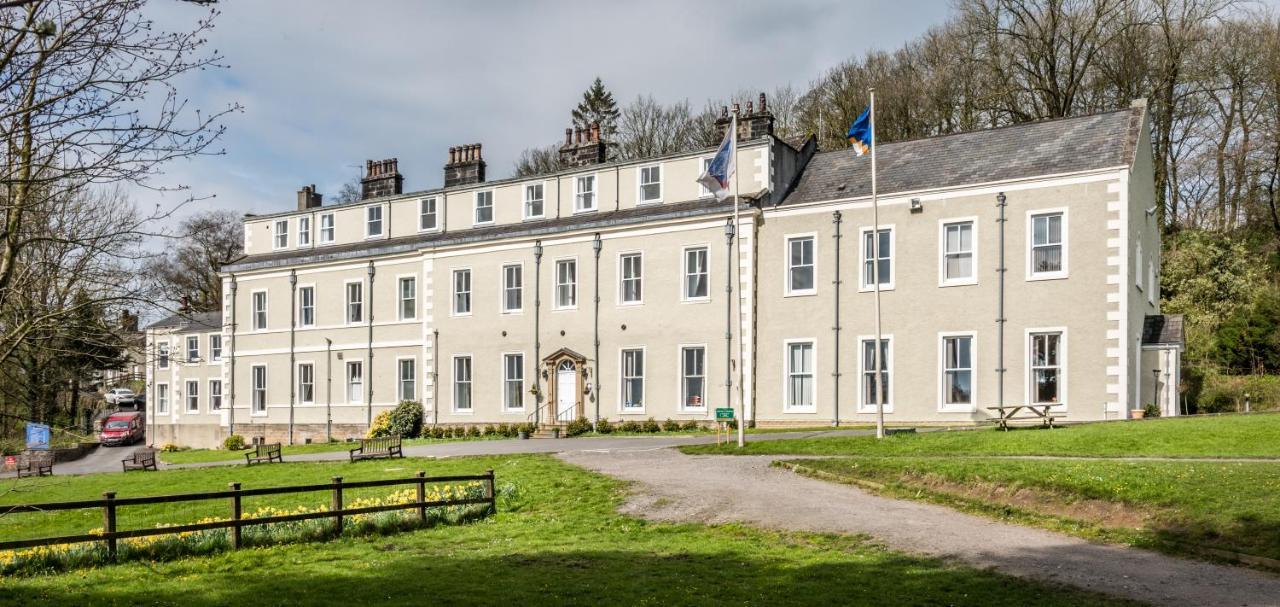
[{"left": 100, "top": 411, "right": 145, "bottom": 446}]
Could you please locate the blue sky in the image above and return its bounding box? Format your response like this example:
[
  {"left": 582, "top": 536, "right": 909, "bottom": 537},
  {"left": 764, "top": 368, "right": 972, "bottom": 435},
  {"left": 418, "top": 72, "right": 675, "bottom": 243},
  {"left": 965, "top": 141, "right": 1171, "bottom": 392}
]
[{"left": 140, "top": 0, "right": 954, "bottom": 219}]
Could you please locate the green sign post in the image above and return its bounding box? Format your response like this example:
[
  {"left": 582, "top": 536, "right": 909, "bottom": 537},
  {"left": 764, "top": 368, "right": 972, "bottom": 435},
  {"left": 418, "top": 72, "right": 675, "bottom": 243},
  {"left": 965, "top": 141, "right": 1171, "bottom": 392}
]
[{"left": 715, "top": 407, "right": 735, "bottom": 420}]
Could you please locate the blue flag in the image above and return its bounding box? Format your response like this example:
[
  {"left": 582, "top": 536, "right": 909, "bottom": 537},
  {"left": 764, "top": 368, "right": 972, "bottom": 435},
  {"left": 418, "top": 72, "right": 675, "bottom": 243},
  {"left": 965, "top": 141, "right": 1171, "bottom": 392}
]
[
  {"left": 697, "top": 120, "right": 736, "bottom": 201},
  {"left": 847, "top": 107, "right": 872, "bottom": 157}
]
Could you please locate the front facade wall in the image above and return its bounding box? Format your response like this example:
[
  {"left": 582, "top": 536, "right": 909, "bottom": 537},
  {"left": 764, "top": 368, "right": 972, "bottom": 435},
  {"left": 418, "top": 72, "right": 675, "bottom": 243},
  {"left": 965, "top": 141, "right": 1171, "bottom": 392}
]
[{"left": 145, "top": 326, "right": 228, "bottom": 447}]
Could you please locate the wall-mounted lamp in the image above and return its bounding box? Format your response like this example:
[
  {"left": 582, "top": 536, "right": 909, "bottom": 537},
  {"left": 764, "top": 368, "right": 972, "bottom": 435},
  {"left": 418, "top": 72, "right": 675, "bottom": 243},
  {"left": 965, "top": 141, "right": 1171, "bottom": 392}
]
[{"left": 910, "top": 198, "right": 923, "bottom": 213}]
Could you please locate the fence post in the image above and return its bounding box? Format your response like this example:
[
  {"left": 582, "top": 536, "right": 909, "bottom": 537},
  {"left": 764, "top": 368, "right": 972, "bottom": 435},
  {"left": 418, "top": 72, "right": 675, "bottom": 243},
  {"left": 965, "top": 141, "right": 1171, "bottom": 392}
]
[
  {"left": 485, "top": 469, "right": 496, "bottom": 515},
  {"left": 331, "top": 476, "right": 344, "bottom": 536},
  {"left": 229, "top": 482, "right": 242, "bottom": 549},
  {"left": 415, "top": 471, "right": 426, "bottom": 522},
  {"left": 102, "top": 491, "right": 117, "bottom": 559}
]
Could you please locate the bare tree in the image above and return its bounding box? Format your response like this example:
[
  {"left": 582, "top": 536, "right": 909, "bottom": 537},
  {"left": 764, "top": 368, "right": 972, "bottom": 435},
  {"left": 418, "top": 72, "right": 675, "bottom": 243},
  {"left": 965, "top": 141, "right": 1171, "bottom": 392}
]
[
  {"left": 144, "top": 209, "right": 244, "bottom": 313},
  {"left": 513, "top": 144, "right": 567, "bottom": 177}
]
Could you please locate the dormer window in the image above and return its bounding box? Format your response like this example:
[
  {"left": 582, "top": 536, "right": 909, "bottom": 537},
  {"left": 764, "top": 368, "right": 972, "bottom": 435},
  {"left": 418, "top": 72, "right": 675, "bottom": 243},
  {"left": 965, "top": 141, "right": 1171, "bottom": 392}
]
[
  {"left": 273, "top": 220, "right": 288, "bottom": 249},
  {"left": 366, "top": 206, "right": 383, "bottom": 238},
  {"left": 639, "top": 165, "right": 661, "bottom": 203},
  {"left": 524, "top": 184, "right": 544, "bottom": 219},
  {"left": 475, "top": 191, "right": 494, "bottom": 225},
  {"left": 575, "top": 175, "right": 596, "bottom": 212},
  {"left": 298, "top": 216, "right": 311, "bottom": 246},
  {"left": 420, "top": 197, "right": 438, "bottom": 231},
  {"left": 319, "top": 213, "right": 334, "bottom": 243}
]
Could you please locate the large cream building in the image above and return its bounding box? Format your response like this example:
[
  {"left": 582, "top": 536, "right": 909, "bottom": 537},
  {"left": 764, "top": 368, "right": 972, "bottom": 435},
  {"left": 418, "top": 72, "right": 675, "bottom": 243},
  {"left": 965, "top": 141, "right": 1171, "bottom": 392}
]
[{"left": 146, "top": 97, "right": 1184, "bottom": 448}]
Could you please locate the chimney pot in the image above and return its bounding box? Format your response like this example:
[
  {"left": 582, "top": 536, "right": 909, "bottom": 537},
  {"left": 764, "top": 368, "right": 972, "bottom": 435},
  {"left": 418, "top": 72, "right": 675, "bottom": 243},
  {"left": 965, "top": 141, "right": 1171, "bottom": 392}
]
[
  {"left": 590, "top": 122, "right": 600, "bottom": 142},
  {"left": 759, "top": 92, "right": 767, "bottom": 112},
  {"left": 732, "top": 103, "right": 740, "bottom": 116},
  {"left": 476, "top": 143, "right": 482, "bottom": 159},
  {"left": 747, "top": 101, "right": 754, "bottom": 114},
  {"left": 565, "top": 128, "right": 573, "bottom": 146}
]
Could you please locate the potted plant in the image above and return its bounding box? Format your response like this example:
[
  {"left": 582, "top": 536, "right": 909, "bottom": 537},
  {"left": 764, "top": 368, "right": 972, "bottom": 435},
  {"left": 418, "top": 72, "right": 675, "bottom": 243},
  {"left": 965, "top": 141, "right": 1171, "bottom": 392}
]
[
  {"left": 1131, "top": 407, "right": 1146, "bottom": 419},
  {"left": 518, "top": 423, "right": 530, "bottom": 440},
  {"left": 550, "top": 427, "right": 560, "bottom": 439}
]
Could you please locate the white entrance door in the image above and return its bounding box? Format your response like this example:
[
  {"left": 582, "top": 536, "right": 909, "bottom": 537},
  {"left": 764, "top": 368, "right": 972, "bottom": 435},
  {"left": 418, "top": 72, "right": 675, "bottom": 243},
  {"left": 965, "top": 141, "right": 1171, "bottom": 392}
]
[{"left": 556, "top": 360, "right": 576, "bottom": 422}]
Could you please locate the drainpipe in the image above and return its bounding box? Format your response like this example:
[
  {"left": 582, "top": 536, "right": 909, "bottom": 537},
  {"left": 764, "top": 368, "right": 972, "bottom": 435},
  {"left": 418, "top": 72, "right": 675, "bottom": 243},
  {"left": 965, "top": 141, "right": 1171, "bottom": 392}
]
[
  {"left": 325, "top": 337, "right": 332, "bottom": 442},
  {"left": 592, "top": 233, "right": 602, "bottom": 431},
  {"left": 432, "top": 329, "right": 440, "bottom": 427},
  {"left": 366, "top": 261, "right": 375, "bottom": 428},
  {"left": 288, "top": 269, "right": 297, "bottom": 445},
  {"left": 149, "top": 329, "right": 156, "bottom": 446},
  {"left": 533, "top": 240, "right": 544, "bottom": 425},
  {"left": 228, "top": 274, "right": 237, "bottom": 437},
  {"left": 724, "top": 218, "right": 735, "bottom": 434},
  {"left": 832, "top": 211, "right": 842, "bottom": 427},
  {"left": 996, "top": 192, "right": 1007, "bottom": 415}
]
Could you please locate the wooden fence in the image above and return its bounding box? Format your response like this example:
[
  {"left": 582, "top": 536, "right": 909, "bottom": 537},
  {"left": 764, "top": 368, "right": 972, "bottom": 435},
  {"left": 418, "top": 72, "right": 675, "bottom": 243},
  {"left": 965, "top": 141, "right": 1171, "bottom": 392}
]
[{"left": 0, "top": 470, "right": 496, "bottom": 557}]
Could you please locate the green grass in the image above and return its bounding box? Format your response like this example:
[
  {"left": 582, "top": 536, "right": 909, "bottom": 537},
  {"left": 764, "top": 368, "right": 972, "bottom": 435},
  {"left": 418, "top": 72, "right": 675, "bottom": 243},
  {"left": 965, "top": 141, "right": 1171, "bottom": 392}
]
[
  {"left": 158, "top": 436, "right": 507, "bottom": 464},
  {"left": 681, "top": 414, "right": 1280, "bottom": 458},
  {"left": 0, "top": 456, "right": 1128, "bottom": 606},
  {"left": 787, "top": 457, "right": 1280, "bottom": 566}
]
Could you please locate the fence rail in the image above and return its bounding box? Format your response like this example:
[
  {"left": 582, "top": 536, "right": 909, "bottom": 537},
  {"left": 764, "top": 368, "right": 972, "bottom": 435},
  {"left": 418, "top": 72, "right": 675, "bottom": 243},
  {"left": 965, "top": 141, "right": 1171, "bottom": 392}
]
[{"left": 0, "top": 470, "right": 496, "bottom": 556}]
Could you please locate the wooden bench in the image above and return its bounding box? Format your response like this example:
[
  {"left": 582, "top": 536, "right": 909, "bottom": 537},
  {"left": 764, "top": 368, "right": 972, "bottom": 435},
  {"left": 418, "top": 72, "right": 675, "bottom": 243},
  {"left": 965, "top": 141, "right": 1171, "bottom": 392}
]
[
  {"left": 245, "top": 443, "right": 283, "bottom": 465},
  {"left": 986, "top": 404, "right": 1056, "bottom": 431},
  {"left": 349, "top": 436, "right": 403, "bottom": 462},
  {"left": 122, "top": 449, "right": 158, "bottom": 471},
  {"left": 16, "top": 460, "right": 52, "bottom": 478}
]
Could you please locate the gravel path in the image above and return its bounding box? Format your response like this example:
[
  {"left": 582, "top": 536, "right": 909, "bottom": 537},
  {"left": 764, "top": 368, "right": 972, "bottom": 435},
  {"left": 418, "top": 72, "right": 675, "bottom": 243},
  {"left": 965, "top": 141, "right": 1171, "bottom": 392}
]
[{"left": 559, "top": 448, "right": 1280, "bottom": 607}]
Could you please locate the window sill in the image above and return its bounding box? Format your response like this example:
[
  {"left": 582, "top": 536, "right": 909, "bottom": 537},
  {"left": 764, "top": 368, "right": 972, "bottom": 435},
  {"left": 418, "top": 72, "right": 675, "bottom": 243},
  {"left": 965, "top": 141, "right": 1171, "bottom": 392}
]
[
  {"left": 938, "top": 405, "right": 977, "bottom": 413},
  {"left": 418, "top": 227, "right": 441, "bottom": 234},
  {"left": 552, "top": 306, "right": 579, "bottom": 312},
  {"left": 619, "top": 409, "right": 647, "bottom": 415},
  {"left": 364, "top": 234, "right": 384, "bottom": 240},
  {"left": 857, "top": 285, "right": 896, "bottom": 293},
  {"left": 451, "top": 312, "right": 473, "bottom": 318},
  {"left": 522, "top": 215, "right": 545, "bottom": 222},
  {"left": 680, "top": 297, "right": 711, "bottom": 305},
  {"left": 1027, "top": 272, "right": 1068, "bottom": 282},
  {"left": 572, "top": 208, "right": 598, "bottom": 215},
  {"left": 782, "top": 408, "right": 817, "bottom": 414},
  {"left": 452, "top": 409, "right": 475, "bottom": 415},
  {"left": 472, "top": 221, "right": 494, "bottom": 228},
  {"left": 783, "top": 290, "right": 817, "bottom": 298},
  {"left": 618, "top": 301, "right": 644, "bottom": 307},
  {"left": 939, "top": 278, "right": 978, "bottom": 288},
  {"left": 857, "top": 406, "right": 895, "bottom": 414},
  {"left": 501, "top": 309, "right": 524, "bottom": 316}
]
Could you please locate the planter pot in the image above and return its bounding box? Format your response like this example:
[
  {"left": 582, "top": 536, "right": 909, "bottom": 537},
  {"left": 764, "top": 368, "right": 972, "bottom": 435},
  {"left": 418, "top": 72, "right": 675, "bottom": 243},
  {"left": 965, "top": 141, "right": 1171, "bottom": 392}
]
[
  {"left": 518, "top": 431, "right": 529, "bottom": 440},
  {"left": 1130, "top": 409, "right": 1146, "bottom": 419},
  {"left": 551, "top": 428, "right": 561, "bottom": 439}
]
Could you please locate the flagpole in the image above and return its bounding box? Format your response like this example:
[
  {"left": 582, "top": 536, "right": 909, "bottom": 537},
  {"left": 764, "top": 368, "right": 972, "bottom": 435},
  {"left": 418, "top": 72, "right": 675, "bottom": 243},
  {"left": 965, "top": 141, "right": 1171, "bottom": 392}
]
[
  {"left": 870, "top": 88, "right": 885, "bottom": 440},
  {"left": 732, "top": 114, "right": 745, "bottom": 449}
]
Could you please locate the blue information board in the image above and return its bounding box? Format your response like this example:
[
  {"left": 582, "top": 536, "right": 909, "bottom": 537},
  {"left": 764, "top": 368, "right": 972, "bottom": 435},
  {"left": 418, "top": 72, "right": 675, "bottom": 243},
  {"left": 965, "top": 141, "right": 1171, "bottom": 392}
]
[{"left": 25, "top": 422, "right": 50, "bottom": 450}]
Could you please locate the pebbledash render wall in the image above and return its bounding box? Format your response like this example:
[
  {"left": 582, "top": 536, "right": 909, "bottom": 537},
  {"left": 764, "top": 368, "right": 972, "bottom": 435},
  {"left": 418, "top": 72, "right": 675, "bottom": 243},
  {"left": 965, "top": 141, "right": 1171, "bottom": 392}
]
[{"left": 145, "top": 100, "right": 1166, "bottom": 448}]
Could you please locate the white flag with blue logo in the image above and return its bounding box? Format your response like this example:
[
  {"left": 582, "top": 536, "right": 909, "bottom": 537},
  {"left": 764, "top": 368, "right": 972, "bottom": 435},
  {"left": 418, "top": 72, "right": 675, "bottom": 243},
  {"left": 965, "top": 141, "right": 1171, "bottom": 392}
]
[{"left": 697, "top": 119, "right": 736, "bottom": 201}]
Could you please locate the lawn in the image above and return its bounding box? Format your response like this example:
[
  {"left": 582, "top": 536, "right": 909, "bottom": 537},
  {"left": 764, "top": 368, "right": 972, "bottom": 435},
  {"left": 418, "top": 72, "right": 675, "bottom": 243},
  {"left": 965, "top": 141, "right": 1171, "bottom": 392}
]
[
  {"left": 0, "top": 456, "right": 1129, "bottom": 606},
  {"left": 681, "top": 413, "right": 1280, "bottom": 458},
  {"left": 785, "top": 457, "right": 1280, "bottom": 566}
]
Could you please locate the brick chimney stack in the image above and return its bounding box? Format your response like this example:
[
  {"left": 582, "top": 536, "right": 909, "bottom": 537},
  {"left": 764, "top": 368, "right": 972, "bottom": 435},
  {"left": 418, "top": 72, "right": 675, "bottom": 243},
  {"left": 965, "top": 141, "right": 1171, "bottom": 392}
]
[
  {"left": 559, "top": 121, "right": 607, "bottom": 167},
  {"left": 444, "top": 143, "right": 486, "bottom": 188},
  {"left": 716, "top": 92, "right": 774, "bottom": 142},
  {"left": 296, "top": 184, "right": 323, "bottom": 210},
  {"left": 361, "top": 158, "right": 404, "bottom": 200}
]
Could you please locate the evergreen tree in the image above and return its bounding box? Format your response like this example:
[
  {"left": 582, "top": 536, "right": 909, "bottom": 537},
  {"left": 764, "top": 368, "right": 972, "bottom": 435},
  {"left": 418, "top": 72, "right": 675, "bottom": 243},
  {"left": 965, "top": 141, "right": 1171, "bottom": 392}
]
[{"left": 571, "top": 77, "right": 620, "bottom": 137}]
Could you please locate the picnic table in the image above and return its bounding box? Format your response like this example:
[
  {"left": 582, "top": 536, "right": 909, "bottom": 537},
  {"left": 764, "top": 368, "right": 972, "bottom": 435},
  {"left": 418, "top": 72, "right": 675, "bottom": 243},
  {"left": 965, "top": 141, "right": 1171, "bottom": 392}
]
[{"left": 985, "top": 404, "right": 1056, "bottom": 431}]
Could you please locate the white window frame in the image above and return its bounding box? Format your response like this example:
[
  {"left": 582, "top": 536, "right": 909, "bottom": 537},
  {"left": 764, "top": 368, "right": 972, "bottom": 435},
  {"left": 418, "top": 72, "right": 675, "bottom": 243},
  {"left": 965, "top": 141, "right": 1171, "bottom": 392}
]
[
  {"left": 618, "top": 251, "right": 643, "bottom": 306},
  {"left": 784, "top": 234, "right": 817, "bottom": 297},
  {"left": 783, "top": 339, "right": 817, "bottom": 413},
  {"left": 251, "top": 290, "right": 268, "bottom": 331},
  {"left": 474, "top": 190, "right": 494, "bottom": 226},
  {"left": 208, "top": 333, "right": 221, "bottom": 362},
  {"left": 501, "top": 263, "right": 523, "bottom": 314},
  {"left": 397, "top": 357, "right": 416, "bottom": 402},
  {"left": 637, "top": 165, "right": 662, "bottom": 204},
  {"left": 365, "top": 205, "right": 384, "bottom": 238},
  {"left": 273, "top": 220, "right": 289, "bottom": 250},
  {"left": 452, "top": 268, "right": 472, "bottom": 316},
  {"left": 158, "top": 343, "right": 170, "bottom": 369},
  {"left": 502, "top": 352, "right": 525, "bottom": 412},
  {"left": 186, "top": 335, "right": 199, "bottom": 362},
  {"left": 619, "top": 347, "right": 646, "bottom": 413},
  {"left": 523, "top": 183, "right": 545, "bottom": 220},
  {"left": 398, "top": 275, "right": 417, "bottom": 321},
  {"left": 186, "top": 380, "right": 199, "bottom": 413},
  {"left": 453, "top": 355, "right": 473, "bottom": 413},
  {"left": 157, "top": 383, "right": 169, "bottom": 414},
  {"left": 346, "top": 360, "right": 364, "bottom": 404},
  {"left": 682, "top": 245, "right": 711, "bottom": 302},
  {"left": 554, "top": 257, "right": 578, "bottom": 310},
  {"left": 859, "top": 225, "right": 896, "bottom": 292},
  {"left": 209, "top": 379, "right": 222, "bottom": 411},
  {"left": 573, "top": 174, "right": 597, "bottom": 213},
  {"left": 698, "top": 157, "right": 714, "bottom": 198},
  {"left": 939, "top": 218, "right": 978, "bottom": 287},
  {"left": 319, "top": 213, "right": 335, "bottom": 244},
  {"left": 938, "top": 331, "right": 977, "bottom": 412},
  {"left": 251, "top": 365, "right": 267, "bottom": 414},
  {"left": 857, "top": 334, "right": 894, "bottom": 414},
  {"left": 679, "top": 344, "right": 708, "bottom": 411},
  {"left": 298, "top": 216, "right": 311, "bottom": 247},
  {"left": 419, "top": 197, "right": 439, "bottom": 232},
  {"left": 1025, "top": 327, "right": 1068, "bottom": 411},
  {"left": 298, "top": 285, "right": 315, "bottom": 328},
  {"left": 298, "top": 362, "right": 315, "bottom": 405},
  {"left": 1026, "top": 208, "right": 1069, "bottom": 280},
  {"left": 344, "top": 280, "right": 364, "bottom": 325}
]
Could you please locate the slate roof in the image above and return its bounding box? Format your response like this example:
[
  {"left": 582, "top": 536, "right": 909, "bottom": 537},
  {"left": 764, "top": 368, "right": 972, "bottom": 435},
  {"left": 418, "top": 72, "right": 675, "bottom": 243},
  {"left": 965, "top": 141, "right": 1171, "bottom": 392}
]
[
  {"left": 783, "top": 106, "right": 1144, "bottom": 207},
  {"left": 145, "top": 311, "right": 221, "bottom": 333},
  {"left": 1141, "top": 314, "right": 1184, "bottom": 347}
]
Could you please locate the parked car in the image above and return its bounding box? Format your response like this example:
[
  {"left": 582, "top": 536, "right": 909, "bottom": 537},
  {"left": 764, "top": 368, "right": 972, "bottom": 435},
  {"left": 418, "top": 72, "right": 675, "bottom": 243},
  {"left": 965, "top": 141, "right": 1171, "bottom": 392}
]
[
  {"left": 99, "top": 411, "right": 145, "bottom": 446},
  {"left": 104, "top": 388, "right": 136, "bottom": 406}
]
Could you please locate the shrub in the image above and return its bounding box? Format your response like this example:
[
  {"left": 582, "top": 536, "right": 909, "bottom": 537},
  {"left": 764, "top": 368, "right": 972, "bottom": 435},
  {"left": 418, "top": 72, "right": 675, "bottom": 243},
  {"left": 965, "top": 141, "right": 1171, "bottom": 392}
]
[
  {"left": 521, "top": 422, "right": 538, "bottom": 435},
  {"left": 1143, "top": 403, "right": 1162, "bottom": 418},
  {"left": 160, "top": 443, "right": 182, "bottom": 452},
  {"left": 566, "top": 417, "right": 592, "bottom": 437},
  {"left": 466, "top": 425, "right": 481, "bottom": 438},
  {"left": 596, "top": 419, "right": 614, "bottom": 434},
  {"left": 661, "top": 419, "right": 681, "bottom": 432},
  {"left": 387, "top": 401, "right": 424, "bottom": 438},
  {"left": 222, "top": 435, "right": 246, "bottom": 451},
  {"left": 496, "top": 423, "right": 511, "bottom": 437},
  {"left": 642, "top": 417, "right": 661, "bottom": 433},
  {"left": 367, "top": 411, "right": 394, "bottom": 438},
  {"left": 619, "top": 420, "right": 641, "bottom": 433},
  {"left": 448, "top": 426, "right": 461, "bottom": 438},
  {"left": 428, "top": 426, "right": 444, "bottom": 439},
  {"left": 681, "top": 420, "right": 701, "bottom": 431},
  {"left": 483, "top": 424, "right": 496, "bottom": 436}
]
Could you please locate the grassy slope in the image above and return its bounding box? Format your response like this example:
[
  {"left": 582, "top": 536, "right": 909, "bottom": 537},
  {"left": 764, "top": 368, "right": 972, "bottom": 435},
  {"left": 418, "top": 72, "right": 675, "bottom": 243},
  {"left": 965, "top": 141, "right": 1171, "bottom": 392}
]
[
  {"left": 682, "top": 414, "right": 1280, "bottom": 458},
  {"left": 790, "top": 457, "right": 1280, "bottom": 563},
  {"left": 0, "top": 456, "right": 1126, "bottom": 606}
]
